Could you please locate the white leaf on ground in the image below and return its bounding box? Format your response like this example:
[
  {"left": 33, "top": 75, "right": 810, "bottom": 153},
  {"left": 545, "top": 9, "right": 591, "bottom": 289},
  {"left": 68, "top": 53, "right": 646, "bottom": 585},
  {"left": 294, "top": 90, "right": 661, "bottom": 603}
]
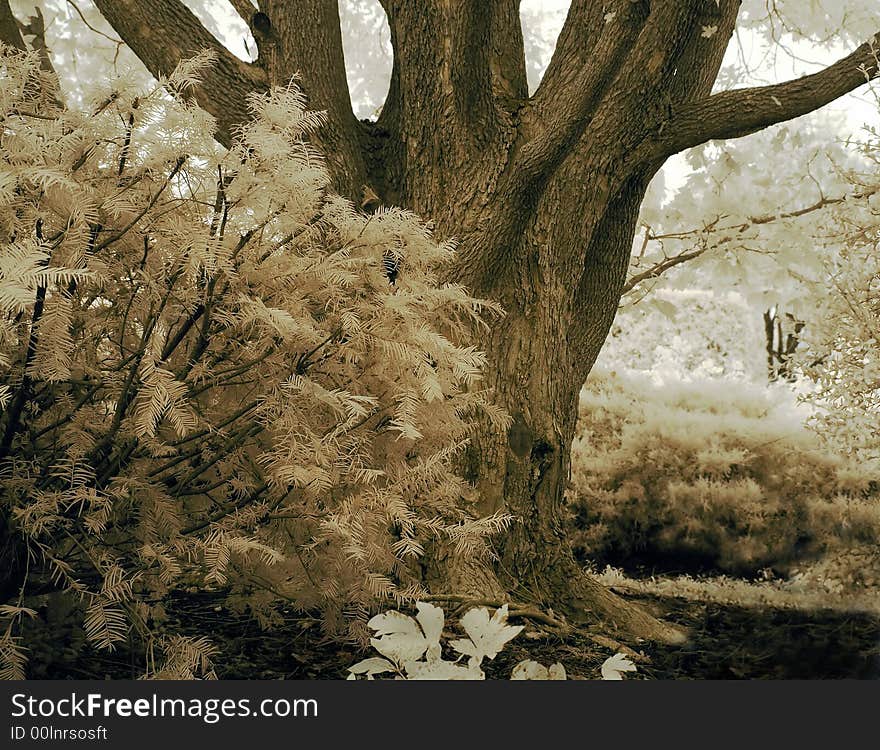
[
  {"left": 601, "top": 652, "right": 638, "bottom": 680},
  {"left": 347, "top": 656, "right": 397, "bottom": 676},
  {"left": 511, "top": 660, "right": 549, "bottom": 680},
  {"left": 511, "top": 660, "right": 567, "bottom": 680},
  {"left": 415, "top": 601, "right": 445, "bottom": 661},
  {"left": 453, "top": 604, "right": 524, "bottom": 666},
  {"left": 404, "top": 659, "right": 484, "bottom": 680},
  {"left": 367, "top": 610, "right": 428, "bottom": 665}
]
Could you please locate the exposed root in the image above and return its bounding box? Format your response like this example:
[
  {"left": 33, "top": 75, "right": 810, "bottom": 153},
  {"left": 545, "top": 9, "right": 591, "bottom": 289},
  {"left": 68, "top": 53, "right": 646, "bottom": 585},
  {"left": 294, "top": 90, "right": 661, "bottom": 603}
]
[
  {"left": 566, "top": 570, "right": 689, "bottom": 645},
  {"left": 425, "top": 544, "right": 687, "bottom": 646}
]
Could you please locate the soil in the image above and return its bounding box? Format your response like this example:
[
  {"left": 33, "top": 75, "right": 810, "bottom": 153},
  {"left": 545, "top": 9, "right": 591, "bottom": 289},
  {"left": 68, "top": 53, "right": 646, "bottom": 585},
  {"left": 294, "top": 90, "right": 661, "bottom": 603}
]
[{"left": 22, "top": 590, "right": 880, "bottom": 680}]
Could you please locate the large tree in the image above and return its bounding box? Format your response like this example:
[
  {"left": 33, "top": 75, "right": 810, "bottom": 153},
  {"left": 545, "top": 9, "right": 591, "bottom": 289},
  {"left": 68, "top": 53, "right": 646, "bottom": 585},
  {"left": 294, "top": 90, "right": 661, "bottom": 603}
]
[{"left": 3, "top": 0, "right": 878, "bottom": 643}]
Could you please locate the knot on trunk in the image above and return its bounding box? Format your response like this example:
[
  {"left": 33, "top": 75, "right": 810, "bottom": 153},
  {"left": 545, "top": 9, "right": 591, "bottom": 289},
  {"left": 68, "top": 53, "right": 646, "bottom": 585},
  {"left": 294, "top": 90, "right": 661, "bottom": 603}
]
[{"left": 507, "top": 412, "right": 532, "bottom": 458}]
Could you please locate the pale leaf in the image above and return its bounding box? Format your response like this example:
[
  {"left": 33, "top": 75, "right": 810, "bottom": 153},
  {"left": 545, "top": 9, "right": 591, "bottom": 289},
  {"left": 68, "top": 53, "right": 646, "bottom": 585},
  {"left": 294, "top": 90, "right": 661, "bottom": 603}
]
[
  {"left": 404, "top": 659, "right": 483, "bottom": 680},
  {"left": 415, "top": 601, "right": 444, "bottom": 661},
  {"left": 348, "top": 657, "right": 396, "bottom": 677},
  {"left": 511, "top": 660, "right": 549, "bottom": 680},
  {"left": 601, "top": 653, "right": 638, "bottom": 680},
  {"left": 454, "top": 604, "right": 524, "bottom": 665},
  {"left": 367, "top": 610, "right": 428, "bottom": 665}
]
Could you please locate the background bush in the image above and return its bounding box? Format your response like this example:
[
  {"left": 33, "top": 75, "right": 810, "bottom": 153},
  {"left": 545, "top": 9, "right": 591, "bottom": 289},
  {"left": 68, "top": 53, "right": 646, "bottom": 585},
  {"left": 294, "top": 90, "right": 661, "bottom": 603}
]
[{"left": 567, "top": 367, "right": 880, "bottom": 577}]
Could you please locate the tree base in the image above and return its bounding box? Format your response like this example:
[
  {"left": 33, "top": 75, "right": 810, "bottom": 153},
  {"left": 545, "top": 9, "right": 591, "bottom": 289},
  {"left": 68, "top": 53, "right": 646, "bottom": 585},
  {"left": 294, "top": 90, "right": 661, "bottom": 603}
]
[
  {"left": 562, "top": 569, "right": 688, "bottom": 645},
  {"left": 435, "top": 548, "right": 687, "bottom": 645}
]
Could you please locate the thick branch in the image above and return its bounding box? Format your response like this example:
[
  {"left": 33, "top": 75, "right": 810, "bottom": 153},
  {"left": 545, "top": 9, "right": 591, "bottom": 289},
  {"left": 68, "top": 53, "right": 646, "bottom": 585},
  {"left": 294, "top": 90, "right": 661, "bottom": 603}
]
[
  {"left": 533, "top": 0, "right": 610, "bottom": 105},
  {"left": 571, "top": 174, "right": 649, "bottom": 380},
  {"left": 0, "top": 0, "right": 25, "bottom": 49},
  {"left": 660, "top": 31, "right": 880, "bottom": 156},
  {"left": 518, "top": 1, "right": 703, "bottom": 195},
  {"left": 92, "top": 0, "right": 266, "bottom": 147},
  {"left": 384, "top": 0, "right": 525, "bottom": 128},
  {"left": 257, "top": 1, "right": 367, "bottom": 196},
  {"left": 666, "top": 0, "right": 740, "bottom": 102},
  {"left": 488, "top": 0, "right": 528, "bottom": 106},
  {"left": 519, "top": 0, "right": 649, "bottom": 183}
]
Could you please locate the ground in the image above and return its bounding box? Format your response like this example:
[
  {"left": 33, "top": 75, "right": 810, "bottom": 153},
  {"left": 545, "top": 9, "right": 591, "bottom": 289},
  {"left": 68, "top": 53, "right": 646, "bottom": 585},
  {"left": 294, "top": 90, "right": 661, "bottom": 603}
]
[{"left": 21, "top": 586, "right": 880, "bottom": 680}]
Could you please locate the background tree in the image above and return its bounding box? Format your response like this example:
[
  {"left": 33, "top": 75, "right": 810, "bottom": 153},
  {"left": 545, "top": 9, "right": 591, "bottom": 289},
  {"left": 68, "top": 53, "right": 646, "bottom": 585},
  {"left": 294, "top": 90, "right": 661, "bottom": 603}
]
[{"left": 2, "top": 0, "right": 878, "bottom": 643}]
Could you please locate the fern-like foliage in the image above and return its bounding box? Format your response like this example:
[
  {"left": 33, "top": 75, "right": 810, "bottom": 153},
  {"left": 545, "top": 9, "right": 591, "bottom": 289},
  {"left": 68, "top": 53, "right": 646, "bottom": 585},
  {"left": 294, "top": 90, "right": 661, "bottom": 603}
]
[{"left": 0, "top": 47, "right": 509, "bottom": 677}]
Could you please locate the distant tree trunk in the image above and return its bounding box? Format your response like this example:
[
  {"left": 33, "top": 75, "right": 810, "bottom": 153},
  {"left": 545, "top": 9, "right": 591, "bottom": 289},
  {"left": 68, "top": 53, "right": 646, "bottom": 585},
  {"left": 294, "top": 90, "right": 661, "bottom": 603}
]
[
  {"left": 763, "top": 308, "right": 805, "bottom": 382},
  {"left": 16, "top": 0, "right": 877, "bottom": 642}
]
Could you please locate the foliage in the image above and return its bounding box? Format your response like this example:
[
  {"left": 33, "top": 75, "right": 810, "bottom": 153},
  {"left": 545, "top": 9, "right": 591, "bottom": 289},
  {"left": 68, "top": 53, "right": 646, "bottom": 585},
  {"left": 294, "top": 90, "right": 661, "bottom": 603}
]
[
  {"left": 567, "top": 367, "right": 880, "bottom": 577},
  {"left": 601, "top": 288, "right": 765, "bottom": 383},
  {"left": 597, "top": 560, "right": 880, "bottom": 614},
  {"left": 628, "top": 115, "right": 871, "bottom": 314},
  {"left": 796, "top": 122, "right": 880, "bottom": 471},
  {"left": 347, "top": 601, "right": 529, "bottom": 680},
  {"left": 0, "top": 48, "right": 510, "bottom": 677},
  {"left": 345, "top": 600, "right": 644, "bottom": 680}
]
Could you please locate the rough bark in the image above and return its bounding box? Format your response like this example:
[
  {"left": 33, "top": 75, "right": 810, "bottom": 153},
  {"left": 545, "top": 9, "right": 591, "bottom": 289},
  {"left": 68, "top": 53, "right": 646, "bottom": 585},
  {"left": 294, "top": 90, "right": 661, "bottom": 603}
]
[
  {"left": 78, "top": 0, "right": 880, "bottom": 643},
  {"left": 0, "top": 0, "right": 25, "bottom": 50}
]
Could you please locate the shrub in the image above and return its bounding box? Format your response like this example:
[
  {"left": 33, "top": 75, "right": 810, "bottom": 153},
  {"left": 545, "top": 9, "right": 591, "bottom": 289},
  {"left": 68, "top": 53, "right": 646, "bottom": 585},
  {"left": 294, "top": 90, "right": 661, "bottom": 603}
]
[
  {"left": 0, "top": 49, "right": 508, "bottom": 677},
  {"left": 796, "top": 188, "right": 880, "bottom": 472},
  {"left": 567, "top": 367, "right": 880, "bottom": 576}
]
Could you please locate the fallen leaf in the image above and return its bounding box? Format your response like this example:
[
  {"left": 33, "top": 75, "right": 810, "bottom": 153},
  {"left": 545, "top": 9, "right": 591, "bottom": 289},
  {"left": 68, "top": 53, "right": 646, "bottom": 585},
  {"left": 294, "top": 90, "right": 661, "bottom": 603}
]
[{"left": 601, "top": 652, "right": 638, "bottom": 680}]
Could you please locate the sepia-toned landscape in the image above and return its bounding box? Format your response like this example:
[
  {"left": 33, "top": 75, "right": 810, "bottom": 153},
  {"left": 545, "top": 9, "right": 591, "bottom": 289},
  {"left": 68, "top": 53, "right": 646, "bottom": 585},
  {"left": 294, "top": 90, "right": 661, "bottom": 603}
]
[{"left": 0, "top": 0, "right": 878, "bottom": 680}]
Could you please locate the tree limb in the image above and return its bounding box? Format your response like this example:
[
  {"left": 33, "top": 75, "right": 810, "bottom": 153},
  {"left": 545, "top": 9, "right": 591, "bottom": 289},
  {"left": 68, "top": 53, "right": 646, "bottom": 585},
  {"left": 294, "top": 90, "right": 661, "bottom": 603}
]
[
  {"left": 517, "top": 0, "right": 649, "bottom": 184},
  {"left": 255, "top": 1, "right": 367, "bottom": 196},
  {"left": 666, "top": 0, "right": 740, "bottom": 102},
  {"left": 517, "top": 1, "right": 701, "bottom": 192},
  {"left": 623, "top": 247, "right": 707, "bottom": 295},
  {"left": 659, "top": 30, "right": 880, "bottom": 156},
  {"left": 487, "top": 0, "right": 528, "bottom": 106},
  {"left": 92, "top": 0, "right": 266, "bottom": 147},
  {"left": 532, "top": 0, "right": 610, "bottom": 106},
  {"left": 0, "top": 0, "right": 25, "bottom": 50}
]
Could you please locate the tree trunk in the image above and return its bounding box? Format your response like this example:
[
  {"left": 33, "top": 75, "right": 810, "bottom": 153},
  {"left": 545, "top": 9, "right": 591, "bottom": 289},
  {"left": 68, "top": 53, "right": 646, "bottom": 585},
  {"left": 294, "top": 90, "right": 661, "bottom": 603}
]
[{"left": 63, "top": 0, "right": 880, "bottom": 642}]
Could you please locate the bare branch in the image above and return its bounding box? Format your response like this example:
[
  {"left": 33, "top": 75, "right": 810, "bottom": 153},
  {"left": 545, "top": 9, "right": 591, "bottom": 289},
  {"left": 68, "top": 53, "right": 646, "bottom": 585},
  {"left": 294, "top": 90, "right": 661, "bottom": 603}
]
[
  {"left": 623, "top": 185, "right": 880, "bottom": 294},
  {"left": 623, "top": 247, "right": 707, "bottom": 295}
]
